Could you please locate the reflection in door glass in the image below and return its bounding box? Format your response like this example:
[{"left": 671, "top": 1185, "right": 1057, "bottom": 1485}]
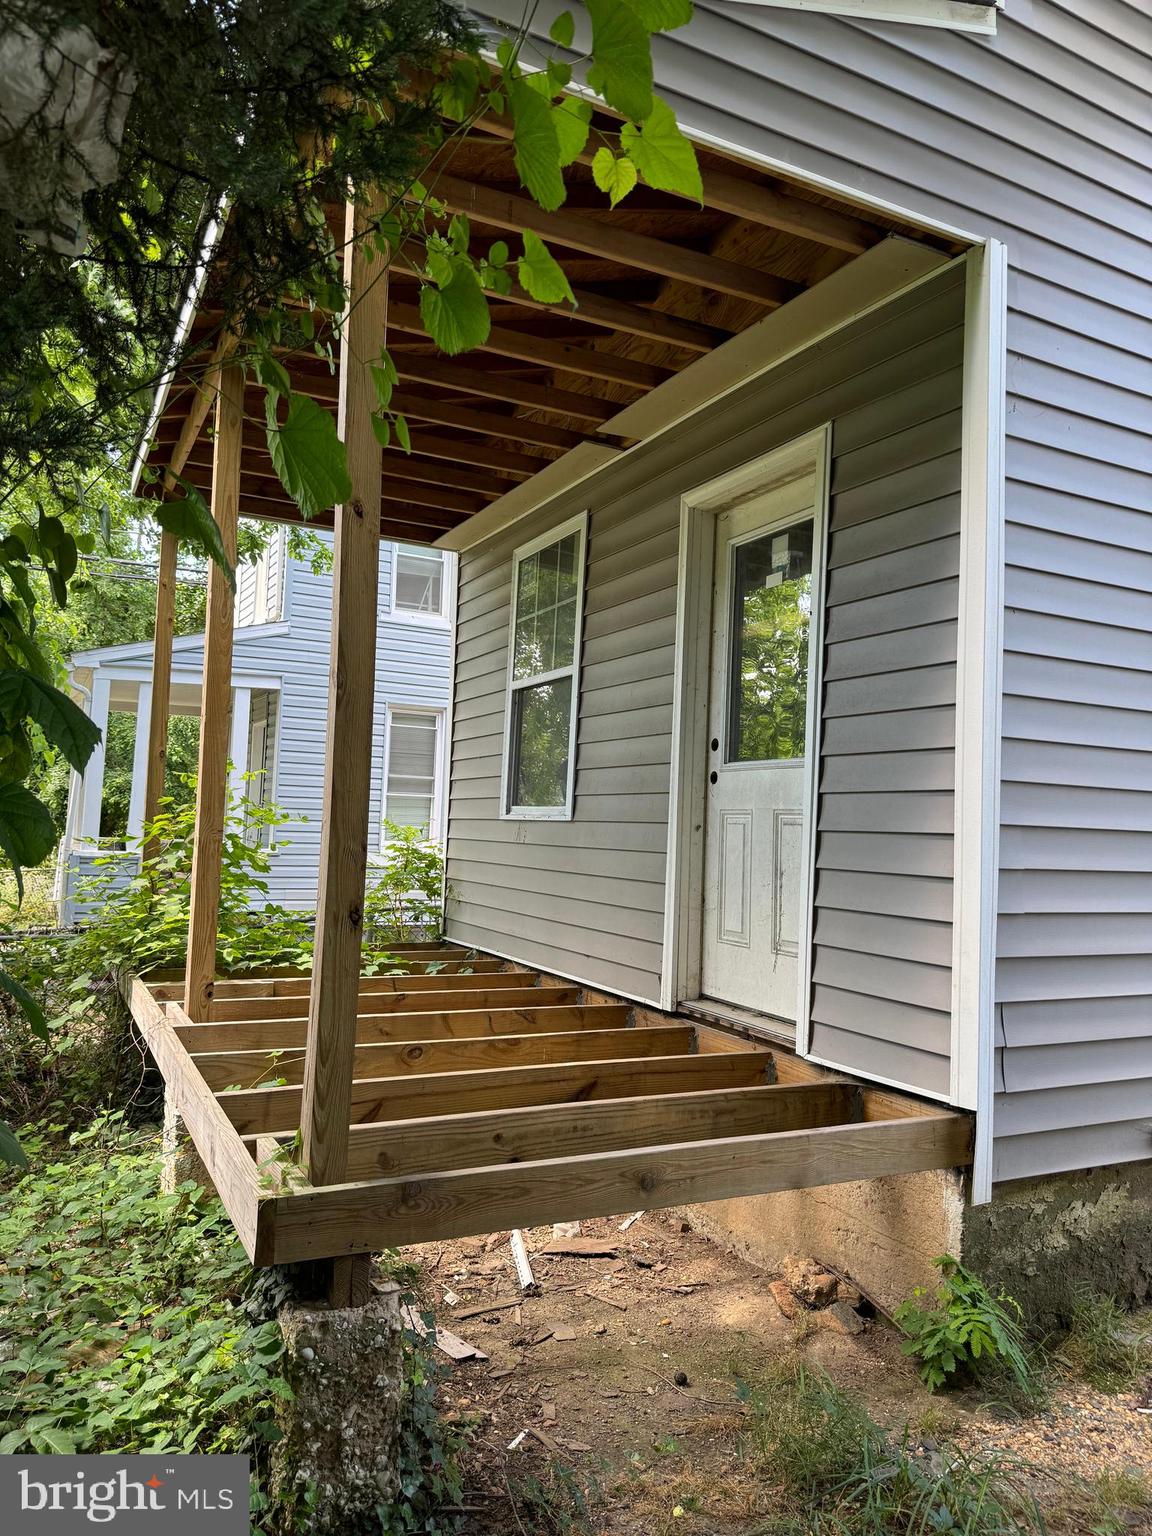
[{"left": 727, "top": 519, "right": 814, "bottom": 763}]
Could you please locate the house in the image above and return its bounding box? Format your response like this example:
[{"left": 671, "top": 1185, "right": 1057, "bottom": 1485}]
[
  {"left": 122, "top": 0, "right": 1151, "bottom": 1312},
  {"left": 57, "top": 531, "right": 454, "bottom": 919}
]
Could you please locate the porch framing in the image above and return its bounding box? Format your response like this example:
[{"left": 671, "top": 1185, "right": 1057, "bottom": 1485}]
[{"left": 125, "top": 960, "right": 972, "bottom": 1266}]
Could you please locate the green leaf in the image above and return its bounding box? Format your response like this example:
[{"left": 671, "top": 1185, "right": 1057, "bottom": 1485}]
[
  {"left": 370, "top": 415, "right": 391, "bottom": 449},
  {"left": 0, "top": 783, "right": 55, "bottom": 895},
  {"left": 265, "top": 392, "right": 352, "bottom": 520},
  {"left": 621, "top": 97, "right": 703, "bottom": 202},
  {"left": 624, "top": 0, "right": 694, "bottom": 28},
  {"left": 419, "top": 264, "right": 491, "bottom": 355},
  {"left": 0, "top": 669, "right": 100, "bottom": 772},
  {"left": 251, "top": 351, "right": 291, "bottom": 396},
  {"left": 0, "top": 1120, "right": 27, "bottom": 1169},
  {"left": 156, "top": 483, "right": 236, "bottom": 593},
  {"left": 370, "top": 365, "right": 394, "bottom": 413},
  {"left": 553, "top": 97, "right": 592, "bottom": 168},
  {"left": 31, "top": 1427, "right": 76, "bottom": 1455},
  {"left": 592, "top": 147, "right": 639, "bottom": 207},
  {"left": 549, "top": 10, "right": 575, "bottom": 47},
  {"left": 438, "top": 55, "right": 480, "bottom": 121},
  {"left": 585, "top": 0, "right": 653, "bottom": 122},
  {"left": 488, "top": 240, "right": 509, "bottom": 268},
  {"left": 394, "top": 415, "right": 411, "bottom": 454},
  {"left": 506, "top": 77, "right": 565, "bottom": 211},
  {"left": 517, "top": 231, "right": 575, "bottom": 305}
]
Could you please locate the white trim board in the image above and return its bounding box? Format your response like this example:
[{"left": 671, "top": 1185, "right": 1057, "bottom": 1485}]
[
  {"left": 718, "top": 0, "right": 998, "bottom": 33},
  {"left": 951, "top": 239, "right": 1008, "bottom": 1198}
]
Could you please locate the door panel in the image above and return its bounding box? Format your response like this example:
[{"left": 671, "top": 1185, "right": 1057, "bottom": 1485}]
[{"left": 701, "top": 479, "right": 816, "bottom": 1022}]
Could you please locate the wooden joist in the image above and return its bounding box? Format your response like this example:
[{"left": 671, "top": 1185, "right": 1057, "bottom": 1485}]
[
  {"left": 393, "top": 354, "right": 618, "bottom": 423},
  {"left": 339, "top": 1080, "right": 861, "bottom": 1180},
  {"left": 219, "top": 1048, "right": 776, "bottom": 1136},
  {"left": 421, "top": 176, "right": 802, "bottom": 307},
  {"left": 258, "top": 1113, "right": 974, "bottom": 1262},
  {"left": 192, "top": 1023, "right": 695, "bottom": 1091},
  {"left": 197, "top": 976, "right": 552, "bottom": 1023},
  {"left": 386, "top": 301, "right": 670, "bottom": 391},
  {"left": 173, "top": 1003, "right": 631, "bottom": 1052},
  {"left": 391, "top": 392, "right": 589, "bottom": 451}
]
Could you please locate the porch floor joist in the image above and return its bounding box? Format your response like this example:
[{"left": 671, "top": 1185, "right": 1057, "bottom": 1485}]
[{"left": 124, "top": 947, "right": 972, "bottom": 1265}]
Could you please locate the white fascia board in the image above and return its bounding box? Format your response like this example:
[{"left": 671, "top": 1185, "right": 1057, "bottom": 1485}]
[
  {"left": 434, "top": 442, "right": 620, "bottom": 554},
  {"left": 711, "top": 0, "right": 997, "bottom": 33}
]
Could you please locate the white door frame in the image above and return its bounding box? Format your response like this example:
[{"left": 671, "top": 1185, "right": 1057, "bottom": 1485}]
[{"left": 662, "top": 425, "right": 832, "bottom": 1031}]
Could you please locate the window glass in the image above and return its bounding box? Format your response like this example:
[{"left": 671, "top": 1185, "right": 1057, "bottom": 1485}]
[
  {"left": 386, "top": 711, "right": 439, "bottom": 834},
  {"left": 394, "top": 547, "right": 445, "bottom": 616},
  {"left": 726, "top": 519, "right": 814, "bottom": 764},
  {"left": 506, "top": 522, "right": 584, "bottom": 813},
  {"left": 510, "top": 677, "right": 572, "bottom": 809}
]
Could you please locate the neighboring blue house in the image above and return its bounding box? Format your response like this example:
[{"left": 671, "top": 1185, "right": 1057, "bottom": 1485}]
[{"left": 57, "top": 533, "right": 455, "bottom": 919}]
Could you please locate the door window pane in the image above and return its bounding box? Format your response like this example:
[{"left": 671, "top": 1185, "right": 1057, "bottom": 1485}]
[
  {"left": 510, "top": 677, "right": 572, "bottom": 808},
  {"left": 386, "top": 711, "right": 439, "bottom": 834},
  {"left": 726, "top": 520, "right": 814, "bottom": 764}
]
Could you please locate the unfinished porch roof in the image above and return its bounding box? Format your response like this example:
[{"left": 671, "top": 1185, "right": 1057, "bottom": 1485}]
[{"left": 134, "top": 112, "right": 964, "bottom": 548}]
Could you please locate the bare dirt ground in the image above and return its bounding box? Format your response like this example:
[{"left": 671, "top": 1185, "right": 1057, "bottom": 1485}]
[{"left": 403, "top": 1211, "right": 1152, "bottom": 1535}]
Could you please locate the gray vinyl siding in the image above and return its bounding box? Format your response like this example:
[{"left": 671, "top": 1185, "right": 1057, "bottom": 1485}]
[
  {"left": 446, "top": 264, "right": 965, "bottom": 1075},
  {"left": 471, "top": 0, "right": 1152, "bottom": 1174}
]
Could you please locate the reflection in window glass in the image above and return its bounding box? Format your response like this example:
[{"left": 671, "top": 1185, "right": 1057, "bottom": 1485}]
[
  {"left": 727, "top": 519, "right": 813, "bottom": 764},
  {"left": 510, "top": 677, "right": 572, "bottom": 808},
  {"left": 394, "top": 547, "right": 446, "bottom": 616},
  {"left": 506, "top": 522, "right": 584, "bottom": 813}
]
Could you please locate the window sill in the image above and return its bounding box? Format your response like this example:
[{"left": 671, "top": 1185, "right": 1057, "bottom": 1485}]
[{"left": 386, "top": 610, "right": 451, "bottom": 630}]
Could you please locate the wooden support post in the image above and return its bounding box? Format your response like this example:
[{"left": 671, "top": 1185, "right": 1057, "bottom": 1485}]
[
  {"left": 299, "top": 197, "right": 388, "bottom": 1306},
  {"left": 184, "top": 362, "right": 242, "bottom": 1020},
  {"left": 141, "top": 531, "right": 178, "bottom": 860}
]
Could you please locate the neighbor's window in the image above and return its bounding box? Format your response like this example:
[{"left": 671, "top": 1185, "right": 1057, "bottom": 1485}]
[
  {"left": 384, "top": 708, "right": 442, "bottom": 839},
  {"left": 393, "top": 545, "right": 447, "bottom": 618},
  {"left": 504, "top": 513, "right": 587, "bottom": 818}
]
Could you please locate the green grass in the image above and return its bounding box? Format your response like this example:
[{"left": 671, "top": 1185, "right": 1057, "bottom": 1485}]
[
  {"left": 1061, "top": 1292, "right": 1152, "bottom": 1393},
  {"left": 740, "top": 1361, "right": 1049, "bottom": 1536}
]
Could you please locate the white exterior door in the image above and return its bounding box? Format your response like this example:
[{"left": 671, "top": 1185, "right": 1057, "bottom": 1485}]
[{"left": 701, "top": 476, "right": 817, "bottom": 1022}]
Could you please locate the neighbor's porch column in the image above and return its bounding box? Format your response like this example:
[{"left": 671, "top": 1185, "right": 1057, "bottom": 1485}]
[
  {"left": 299, "top": 195, "right": 388, "bottom": 1307},
  {"left": 227, "top": 685, "right": 252, "bottom": 809},
  {"left": 126, "top": 680, "right": 153, "bottom": 842},
  {"left": 184, "top": 361, "right": 243, "bottom": 1019},
  {"left": 141, "top": 530, "right": 178, "bottom": 861},
  {"left": 78, "top": 672, "right": 112, "bottom": 842}
]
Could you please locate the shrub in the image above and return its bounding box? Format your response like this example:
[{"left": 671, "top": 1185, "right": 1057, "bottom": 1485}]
[
  {"left": 366, "top": 821, "right": 446, "bottom": 944},
  {"left": 894, "top": 1256, "right": 1035, "bottom": 1395}
]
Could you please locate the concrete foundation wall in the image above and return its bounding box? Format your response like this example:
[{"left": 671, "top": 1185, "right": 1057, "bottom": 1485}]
[
  {"left": 682, "top": 1169, "right": 966, "bottom": 1317},
  {"left": 963, "top": 1158, "right": 1152, "bottom": 1330}
]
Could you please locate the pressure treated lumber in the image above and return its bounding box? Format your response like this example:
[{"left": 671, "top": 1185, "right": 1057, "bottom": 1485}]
[
  {"left": 201, "top": 978, "right": 552, "bottom": 1023},
  {"left": 149, "top": 958, "right": 510, "bottom": 1001},
  {"left": 220, "top": 1049, "right": 776, "bottom": 1137},
  {"left": 192, "top": 1024, "right": 695, "bottom": 1091},
  {"left": 393, "top": 392, "right": 589, "bottom": 451},
  {"left": 300, "top": 197, "right": 388, "bottom": 1193},
  {"left": 128, "top": 984, "right": 263, "bottom": 1257},
  {"left": 258, "top": 1114, "right": 974, "bottom": 1261},
  {"left": 173, "top": 1003, "right": 631, "bottom": 1053},
  {"left": 386, "top": 302, "right": 669, "bottom": 390},
  {"left": 339, "top": 1081, "right": 862, "bottom": 1180},
  {"left": 393, "top": 354, "right": 617, "bottom": 422},
  {"left": 422, "top": 176, "right": 801, "bottom": 307},
  {"left": 183, "top": 359, "right": 243, "bottom": 1019}
]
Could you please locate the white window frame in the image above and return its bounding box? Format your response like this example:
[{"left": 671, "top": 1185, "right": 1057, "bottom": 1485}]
[
  {"left": 388, "top": 543, "right": 454, "bottom": 628},
  {"left": 380, "top": 703, "right": 447, "bottom": 847},
  {"left": 726, "top": 0, "right": 999, "bottom": 31},
  {"left": 499, "top": 511, "right": 588, "bottom": 822}
]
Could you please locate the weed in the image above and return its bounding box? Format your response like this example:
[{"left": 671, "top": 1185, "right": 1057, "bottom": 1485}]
[
  {"left": 1061, "top": 1291, "right": 1151, "bottom": 1393},
  {"left": 504, "top": 1461, "right": 601, "bottom": 1535},
  {"left": 894, "top": 1255, "right": 1036, "bottom": 1395},
  {"left": 1049, "top": 1469, "right": 1151, "bottom": 1536},
  {"left": 740, "top": 1360, "right": 1049, "bottom": 1535}
]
